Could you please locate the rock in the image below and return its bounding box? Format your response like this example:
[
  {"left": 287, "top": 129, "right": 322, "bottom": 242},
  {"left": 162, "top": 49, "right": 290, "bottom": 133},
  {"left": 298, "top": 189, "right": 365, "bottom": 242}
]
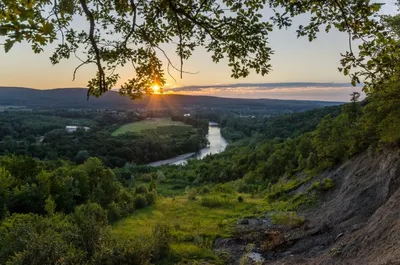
[
  {"left": 260, "top": 231, "right": 286, "bottom": 252},
  {"left": 238, "top": 219, "right": 249, "bottom": 225},
  {"left": 247, "top": 252, "right": 265, "bottom": 263},
  {"left": 334, "top": 233, "right": 344, "bottom": 241}
]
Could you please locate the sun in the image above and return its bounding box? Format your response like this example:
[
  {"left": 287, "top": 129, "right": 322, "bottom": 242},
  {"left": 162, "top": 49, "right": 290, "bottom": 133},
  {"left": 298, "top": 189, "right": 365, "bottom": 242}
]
[{"left": 152, "top": 84, "right": 161, "bottom": 94}]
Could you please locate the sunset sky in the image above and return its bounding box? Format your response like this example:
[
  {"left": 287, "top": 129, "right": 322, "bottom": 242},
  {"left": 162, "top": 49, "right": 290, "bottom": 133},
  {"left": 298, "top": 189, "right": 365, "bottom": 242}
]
[{"left": 0, "top": 0, "right": 397, "bottom": 102}]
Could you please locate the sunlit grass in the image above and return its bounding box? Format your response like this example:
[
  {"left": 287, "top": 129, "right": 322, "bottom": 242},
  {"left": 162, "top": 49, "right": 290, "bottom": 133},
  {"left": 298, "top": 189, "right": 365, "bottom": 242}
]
[
  {"left": 111, "top": 118, "right": 189, "bottom": 136},
  {"left": 112, "top": 190, "right": 271, "bottom": 263}
]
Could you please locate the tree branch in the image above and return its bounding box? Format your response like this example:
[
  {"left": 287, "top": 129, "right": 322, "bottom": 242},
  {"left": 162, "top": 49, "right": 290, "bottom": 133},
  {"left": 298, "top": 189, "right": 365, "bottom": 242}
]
[
  {"left": 168, "top": 0, "right": 184, "bottom": 78},
  {"left": 79, "top": 0, "right": 105, "bottom": 99}
]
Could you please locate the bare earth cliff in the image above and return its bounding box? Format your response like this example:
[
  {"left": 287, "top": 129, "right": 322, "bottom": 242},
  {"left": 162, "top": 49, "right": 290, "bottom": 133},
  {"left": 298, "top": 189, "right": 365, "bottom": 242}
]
[{"left": 215, "top": 148, "right": 400, "bottom": 265}]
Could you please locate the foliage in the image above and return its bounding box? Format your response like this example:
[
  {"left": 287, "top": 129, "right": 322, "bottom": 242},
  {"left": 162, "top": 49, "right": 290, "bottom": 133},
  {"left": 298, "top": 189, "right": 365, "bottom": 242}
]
[
  {"left": 0, "top": 111, "right": 208, "bottom": 167},
  {"left": 113, "top": 187, "right": 270, "bottom": 264},
  {"left": 0, "top": 155, "right": 154, "bottom": 221},
  {"left": 200, "top": 197, "right": 232, "bottom": 209},
  {"left": 307, "top": 178, "right": 335, "bottom": 193},
  {"left": 270, "top": 211, "right": 305, "bottom": 227},
  {"left": 220, "top": 105, "right": 341, "bottom": 142},
  {"left": 186, "top": 187, "right": 198, "bottom": 201}
]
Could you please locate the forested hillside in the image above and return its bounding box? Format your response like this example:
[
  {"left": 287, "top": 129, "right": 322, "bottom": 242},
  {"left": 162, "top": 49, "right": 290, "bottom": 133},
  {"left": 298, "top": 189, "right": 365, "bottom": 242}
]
[{"left": 0, "top": 87, "right": 339, "bottom": 111}]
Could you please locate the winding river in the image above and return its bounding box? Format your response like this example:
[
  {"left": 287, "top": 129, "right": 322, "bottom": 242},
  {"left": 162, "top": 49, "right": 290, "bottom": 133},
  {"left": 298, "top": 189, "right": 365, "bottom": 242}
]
[{"left": 148, "top": 123, "right": 228, "bottom": 167}]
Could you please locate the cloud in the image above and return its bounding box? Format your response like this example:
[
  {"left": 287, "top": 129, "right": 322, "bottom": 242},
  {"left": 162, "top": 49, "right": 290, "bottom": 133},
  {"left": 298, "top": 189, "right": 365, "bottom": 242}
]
[
  {"left": 166, "top": 82, "right": 356, "bottom": 92},
  {"left": 165, "top": 82, "right": 364, "bottom": 102}
]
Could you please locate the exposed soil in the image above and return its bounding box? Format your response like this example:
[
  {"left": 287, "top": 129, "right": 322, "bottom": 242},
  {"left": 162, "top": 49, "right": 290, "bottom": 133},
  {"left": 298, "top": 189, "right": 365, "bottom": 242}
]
[{"left": 214, "top": 148, "right": 400, "bottom": 265}]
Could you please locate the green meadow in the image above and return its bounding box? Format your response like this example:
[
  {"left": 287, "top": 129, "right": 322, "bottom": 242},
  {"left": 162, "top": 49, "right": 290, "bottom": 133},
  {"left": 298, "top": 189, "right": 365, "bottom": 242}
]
[
  {"left": 112, "top": 185, "right": 271, "bottom": 264},
  {"left": 112, "top": 118, "right": 190, "bottom": 136}
]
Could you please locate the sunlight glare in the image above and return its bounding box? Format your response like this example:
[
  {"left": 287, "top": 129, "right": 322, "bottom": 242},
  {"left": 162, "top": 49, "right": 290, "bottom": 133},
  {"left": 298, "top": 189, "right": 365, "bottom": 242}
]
[{"left": 152, "top": 84, "right": 161, "bottom": 94}]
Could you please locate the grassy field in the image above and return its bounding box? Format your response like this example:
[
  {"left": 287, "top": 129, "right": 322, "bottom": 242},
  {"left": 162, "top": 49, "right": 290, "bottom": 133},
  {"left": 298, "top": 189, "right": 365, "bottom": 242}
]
[
  {"left": 112, "top": 185, "right": 271, "bottom": 264},
  {"left": 112, "top": 118, "right": 189, "bottom": 136}
]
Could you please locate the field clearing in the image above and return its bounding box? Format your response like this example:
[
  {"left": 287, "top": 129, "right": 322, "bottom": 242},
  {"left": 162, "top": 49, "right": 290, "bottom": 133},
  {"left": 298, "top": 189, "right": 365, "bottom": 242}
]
[
  {"left": 112, "top": 191, "right": 270, "bottom": 263},
  {"left": 112, "top": 118, "right": 189, "bottom": 136}
]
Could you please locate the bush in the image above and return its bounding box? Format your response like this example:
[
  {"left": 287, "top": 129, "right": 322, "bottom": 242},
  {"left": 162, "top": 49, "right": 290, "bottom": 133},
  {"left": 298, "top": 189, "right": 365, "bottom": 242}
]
[
  {"left": 151, "top": 223, "right": 171, "bottom": 260},
  {"left": 156, "top": 170, "right": 167, "bottom": 183},
  {"left": 107, "top": 202, "right": 121, "bottom": 222},
  {"left": 321, "top": 178, "right": 335, "bottom": 190},
  {"left": 134, "top": 195, "right": 147, "bottom": 209},
  {"left": 186, "top": 187, "right": 197, "bottom": 201},
  {"left": 237, "top": 180, "right": 251, "bottom": 193},
  {"left": 135, "top": 185, "right": 148, "bottom": 194},
  {"left": 270, "top": 211, "right": 304, "bottom": 227},
  {"left": 145, "top": 190, "right": 157, "bottom": 205},
  {"left": 200, "top": 197, "right": 231, "bottom": 208},
  {"left": 142, "top": 173, "right": 153, "bottom": 183},
  {"left": 237, "top": 196, "right": 244, "bottom": 203},
  {"left": 213, "top": 183, "right": 235, "bottom": 194},
  {"left": 198, "top": 185, "right": 211, "bottom": 194},
  {"left": 307, "top": 178, "right": 334, "bottom": 193}
]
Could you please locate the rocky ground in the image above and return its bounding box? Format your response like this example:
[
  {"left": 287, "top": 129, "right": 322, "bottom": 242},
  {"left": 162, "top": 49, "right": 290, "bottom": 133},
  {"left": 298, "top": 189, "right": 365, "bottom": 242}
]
[{"left": 214, "top": 148, "right": 400, "bottom": 265}]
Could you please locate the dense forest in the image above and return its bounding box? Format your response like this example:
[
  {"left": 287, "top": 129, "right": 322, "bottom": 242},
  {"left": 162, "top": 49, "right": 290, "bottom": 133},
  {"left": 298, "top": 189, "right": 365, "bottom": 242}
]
[{"left": 0, "top": 110, "right": 208, "bottom": 167}]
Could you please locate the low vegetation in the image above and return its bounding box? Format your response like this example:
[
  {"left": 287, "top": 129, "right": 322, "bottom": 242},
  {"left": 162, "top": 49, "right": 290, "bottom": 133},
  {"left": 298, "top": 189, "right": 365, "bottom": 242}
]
[
  {"left": 270, "top": 211, "right": 305, "bottom": 227},
  {"left": 113, "top": 186, "right": 270, "bottom": 264}
]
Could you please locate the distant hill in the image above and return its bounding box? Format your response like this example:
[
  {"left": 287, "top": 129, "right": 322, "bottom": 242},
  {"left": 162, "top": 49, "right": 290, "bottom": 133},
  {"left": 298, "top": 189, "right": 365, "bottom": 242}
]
[{"left": 0, "top": 87, "right": 341, "bottom": 110}]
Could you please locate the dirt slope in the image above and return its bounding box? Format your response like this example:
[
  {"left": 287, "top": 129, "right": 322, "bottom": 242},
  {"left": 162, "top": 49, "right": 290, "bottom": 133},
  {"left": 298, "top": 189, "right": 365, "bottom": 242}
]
[{"left": 215, "top": 148, "right": 400, "bottom": 265}]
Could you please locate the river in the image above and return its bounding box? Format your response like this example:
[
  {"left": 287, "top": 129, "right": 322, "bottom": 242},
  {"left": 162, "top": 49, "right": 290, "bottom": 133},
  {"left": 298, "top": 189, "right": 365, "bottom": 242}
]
[{"left": 147, "top": 123, "right": 228, "bottom": 167}]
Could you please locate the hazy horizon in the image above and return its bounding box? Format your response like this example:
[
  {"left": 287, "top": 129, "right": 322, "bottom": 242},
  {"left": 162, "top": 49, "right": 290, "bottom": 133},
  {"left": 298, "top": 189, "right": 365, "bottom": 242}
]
[{"left": 1, "top": 82, "right": 361, "bottom": 102}]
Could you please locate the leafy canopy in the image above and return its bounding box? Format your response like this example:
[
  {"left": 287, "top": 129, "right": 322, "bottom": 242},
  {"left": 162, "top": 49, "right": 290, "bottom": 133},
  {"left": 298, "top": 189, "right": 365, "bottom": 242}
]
[{"left": 0, "top": 0, "right": 392, "bottom": 98}]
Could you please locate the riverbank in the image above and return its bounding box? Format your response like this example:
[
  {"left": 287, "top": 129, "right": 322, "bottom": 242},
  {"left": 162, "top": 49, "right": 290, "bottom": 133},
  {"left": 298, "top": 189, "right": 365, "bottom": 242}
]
[{"left": 147, "top": 124, "right": 228, "bottom": 166}]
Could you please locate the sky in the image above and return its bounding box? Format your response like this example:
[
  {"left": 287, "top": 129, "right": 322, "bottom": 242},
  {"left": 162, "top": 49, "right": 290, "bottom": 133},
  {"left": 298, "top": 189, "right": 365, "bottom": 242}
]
[{"left": 0, "top": 0, "right": 397, "bottom": 102}]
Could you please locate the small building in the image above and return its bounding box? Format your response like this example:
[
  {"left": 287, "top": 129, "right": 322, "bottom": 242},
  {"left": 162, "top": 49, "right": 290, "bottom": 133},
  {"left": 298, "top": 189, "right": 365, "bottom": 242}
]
[{"left": 65, "top": 126, "right": 90, "bottom": 133}]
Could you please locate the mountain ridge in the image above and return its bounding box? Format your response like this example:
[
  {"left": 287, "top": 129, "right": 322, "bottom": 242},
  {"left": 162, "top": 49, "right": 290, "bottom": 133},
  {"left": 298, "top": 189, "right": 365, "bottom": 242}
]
[{"left": 0, "top": 86, "right": 341, "bottom": 110}]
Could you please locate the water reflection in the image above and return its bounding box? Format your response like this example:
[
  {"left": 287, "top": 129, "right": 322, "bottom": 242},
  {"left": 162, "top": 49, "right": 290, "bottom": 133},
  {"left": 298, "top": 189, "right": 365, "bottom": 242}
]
[{"left": 148, "top": 123, "right": 227, "bottom": 167}]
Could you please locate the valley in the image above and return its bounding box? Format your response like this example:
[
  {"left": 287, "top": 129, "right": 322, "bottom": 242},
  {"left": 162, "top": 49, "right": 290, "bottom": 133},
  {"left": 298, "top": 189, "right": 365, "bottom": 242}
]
[
  {"left": 1, "top": 84, "right": 400, "bottom": 265},
  {"left": 1, "top": 2, "right": 400, "bottom": 264}
]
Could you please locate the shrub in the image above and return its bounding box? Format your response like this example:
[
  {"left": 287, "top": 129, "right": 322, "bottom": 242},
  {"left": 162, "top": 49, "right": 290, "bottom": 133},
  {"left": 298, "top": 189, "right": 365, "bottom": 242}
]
[
  {"left": 135, "top": 185, "right": 148, "bottom": 194},
  {"left": 321, "top": 178, "right": 335, "bottom": 190},
  {"left": 198, "top": 185, "right": 211, "bottom": 194},
  {"left": 237, "top": 180, "right": 251, "bottom": 193},
  {"left": 145, "top": 190, "right": 157, "bottom": 205},
  {"left": 307, "top": 178, "right": 334, "bottom": 193},
  {"left": 107, "top": 202, "right": 121, "bottom": 222},
  {"left": 148, "top": 180, "right": 157, "bottom": 191},
  {"left": 156, "top": 170, "right": 167, "bottom": 183},
  {"left": 134, "top": 195, "right": 147, "bottom": 209},
  {"left": 186, "top": 187, "right": 197, "bottom": 201},
  {"left": 237, "top": 196, "right": 244, "bottom": 203},
  {"left": 142, "top": 173, "right": 153, "bottom": 183},
  {"left": 270, "top": 211, "right": 304, "bottom": 227},
  {"left": 200, "top": 197, "right": 231, "bottom": 208},
  {"left": 213, "top": 183, "right": 235, "bottom": 194},
  {"left": 151, "top": 223, "right": 171, "bottom": 260}
]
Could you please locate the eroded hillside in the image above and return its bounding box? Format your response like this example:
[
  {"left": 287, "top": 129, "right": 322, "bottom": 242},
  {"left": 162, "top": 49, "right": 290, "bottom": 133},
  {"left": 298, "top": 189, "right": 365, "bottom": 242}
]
[{"left": 215, "top": 148, "right": 400, "bottom": 265}]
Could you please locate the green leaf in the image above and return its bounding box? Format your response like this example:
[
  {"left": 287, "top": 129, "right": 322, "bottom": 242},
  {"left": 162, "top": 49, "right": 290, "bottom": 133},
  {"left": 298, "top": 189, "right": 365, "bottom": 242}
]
[
  {"left": 4, "top": 40, "right": 14, "bottom": 53},
  {"left": 0, "top": 26, "right": 7, "bottom": 36},
  {"left": 40, "top": 23, "right": 54, "bottom": 35}
]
